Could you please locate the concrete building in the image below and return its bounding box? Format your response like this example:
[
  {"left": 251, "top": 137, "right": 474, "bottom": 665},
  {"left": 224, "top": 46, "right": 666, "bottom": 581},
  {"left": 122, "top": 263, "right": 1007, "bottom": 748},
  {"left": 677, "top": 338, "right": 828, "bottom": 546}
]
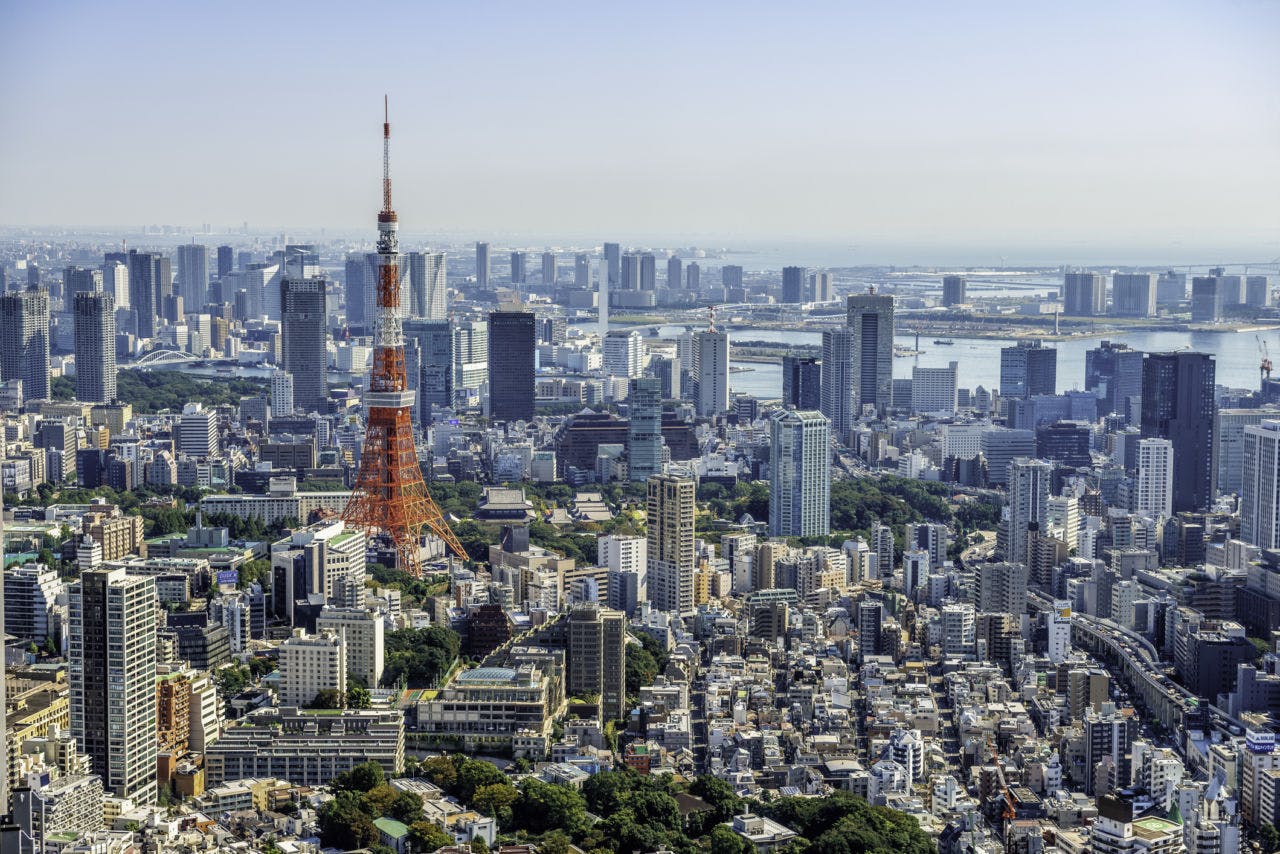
[
  {"left": 768, "top": 409, "right": 831, "bottom": 538},
  {"left": 316, "top": 607, "right": 386, "bottom": 689},
  {"left": 0, "top": 287, "right": 51, "bottom": 402},
  {"left": 73, "top": 291, "right": 116, "bottom": 404},
  {"left": 647, "top": 474, "right": 696, "bottom": 614},
  {"left": 820, "top": 328, "right": 855, "bottom": 441},
  {"left": 278, "top": 628, "right": 347, "bottom": 707},
  {"left": 1000, "top": 341, "right": 1056, "bottom": 399},
  {"left": 911, "top": 361, "right": 958, "bottom": 416},
  {"left": 280, "top": 276, "right": 329, "bottom": 412},
  {"left": 1135, "top": 438, "right": 1174, "bottom": 519},
  {"left": 178, "top": 402, "right": 218, "bottom": 458},
  {"left": 694, "top": 328, "right": 729, "bottom": 418},
  {"left": 846, "top": 292, "right": 894, "bottom": 415},
  {"left": 1111, "top": 273, "right": 1156, "bottom": 317},
  {"left": 603, "top": 330, "right": 643, "bottom": 379},
  {"left": 69, "top": 569, "right": 158, "bottom": 803},
  {"left": 1001, "top": 458, "right": 1052, "bottom": 565},
  {"left": 1242, "top": 420, "right": 1280, "bottom": 548},
  {"left": 566, "top": 603, "right": 627, "bottom": 721},
  {"left": 1063, "top": 272, "right": 1106, "bottom": 316}
]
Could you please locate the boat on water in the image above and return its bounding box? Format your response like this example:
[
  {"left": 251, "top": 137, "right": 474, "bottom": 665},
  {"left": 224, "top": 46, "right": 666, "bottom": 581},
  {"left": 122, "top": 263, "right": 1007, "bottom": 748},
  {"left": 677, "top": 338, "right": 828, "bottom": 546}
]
[{"left": 933, "top": 339, "right": 955, "bottom": 345}]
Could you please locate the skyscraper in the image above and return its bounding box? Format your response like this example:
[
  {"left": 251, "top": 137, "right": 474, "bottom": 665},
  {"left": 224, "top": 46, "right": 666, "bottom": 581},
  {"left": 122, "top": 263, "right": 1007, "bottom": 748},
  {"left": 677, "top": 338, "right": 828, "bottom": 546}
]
[
  {"left": 176, "top": 243, "right": 209, "bottom": 310},
  {"left": 768, "top": 409, "right": 831, "bottom": 538},
  {"left": 127, "top": 250, "right": 157, "bottom": 338},
  {"left": 911, "top": 361, "right": 959, "bottom": 416},
  {"left": 566, "top": 603, "right": 628, "bottom": 722},
  {"left": 404, "top": 318, "right": 454, "bottom": 420},
  {"left": 73, "top": 291, "right": 116, "bottom": 404},
  {"left": 603, "top": 242, "right": 621, "bottom": 290},
  {"left": 475, "top": 242, "right": 490, "bottom": 288},
  {"left": 667, "top": 255, "right": 682, "bottom": 290},
  {"left": 280, "top": 276, "right": 329, "bottom": 412},
  {"left": 639, "top": 253, "right": 656, "bottom": 291},
  {"left": 1002, "top": 457, "right": 1051, "bottom": 565},
  {"left": 647, "top": 474, "right": 695, "bottom": 614},
  {"left": 406, "top": 251, "right": 447, "bottom": 320},
  {"left": 1141, "top": 352, "right": 1215, "bottom": 512},
  {"left": 820, "top": 328, "right": 855, "bottom": 440},
  {"left": 216, "top": 245, "right": 234, "bottom": 279},
  {"left": 102, "top": 259, "right": 129, "bottom": 309},
  {"left": 510, "top": 251, "right": 527, "bottom": 284},
  {"left": 1135, "top": 438, "right": 1174, "bottom": 520},
  {"left": 847, "top": 292, "right": 894, "bottom": 415},
  {"left": 1085, "top": 340, "right": 1144, "bottom": 421},
  {"left": 1111, "top": 273, "right": 1156, "bottom": 317},
  {"left": 782, "top": 266, "right": 806, "bottom": 303},
  {"left": 685, "top": 262, "right": 700, "bottom": 291},
  {"left": 694, "top": 327, "right": 729, "bottom": 417},
  {"left": 574, "top": 252, "right": 590, "bottom": 288},
  {"left": 721, "top": 265, "right": 743, "bottom": 292},
  {"left": 344, "top": 253, "right": 369, "bottom": 330},
  {"left": 620, "top": 253, "right": 641, "bottom": 290},
  {"left": 1191, "top": 277, "right": 1222, "bottom": 322},
  {"left": 0, "top": 286, "right": 51, "bottom": 401},
  {"left": 488, "top": 310, "right": 536, "bottom": 422},
  {"left": 64, "top": 265, "right": 102, "bottom": 297},
  {"left": 271, "top": 370, "right": 295, "bottom": 417},
  {"left": 1000, "top": 340, "right": 1057, "bottom": 399},
  {"left": 70, "top": 569, "right": 158, "bottom": 803},
  {"left": 540, "top": 251, "right": 557, "bottom": 287},
  {"left": 628, "top": 376, "right": 664, "bottom": 482},
  {"left": 1241, "top": 420, "right": 1280, "bottom": 548},
  {"left": 782, "top": 355, "right": 821, "bottom": 410},
  {"left": 942, "top": 275, "right": 967, "bottom": 307},
  {"left": 603, "top": 329, "right": 643, "bottom": 379},
  {"left": 1246, "top": 275, "right": 1272, "bottom": 308},
  {"left": 1063, "top": 272, "right": 1106, "bottom": 316}
]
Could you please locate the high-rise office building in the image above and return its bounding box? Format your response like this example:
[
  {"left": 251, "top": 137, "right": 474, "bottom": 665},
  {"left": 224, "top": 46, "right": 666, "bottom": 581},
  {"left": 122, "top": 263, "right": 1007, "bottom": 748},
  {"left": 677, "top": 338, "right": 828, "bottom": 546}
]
[
  {"left": 1002, "top": 457, "right": 1051, "bottom": 565},
  {"left": 488, "top": 311, "right": 536, "bottom": 422},
  {"left": 685, "top": 262, "right": 700, "bottom": 291},
  {"left": 628, "top": 376, "right": 663, "bottom": 482},
  {"left": 344, "top": 253, "right": 368, "bottom": 330},
  {"left": 1085, "top": 340, "right": 1143, "bottom": 421},
  {"left": 281, "top": 277, "right": 329, "bottom": 412},
  {"left": 406, "top": 251, "right": 447, "bottom": 320},
  {"left": 1191, "top": 277, "right": 1222, "bottom": 323},
  {"left": 942, "top": 275, "right": 966, "bottom": 307},
  {"left": 847, "top": 292, "right": 894, "bottom": 414},
  {"left": 510, "top": 251, "right": 527, "bottom": 284},
  {"left": 1246, "top": 275, "right": 1271, "bottom": 308},
  {"left": 974, "top": 561, "right": 1029, "bottom": 615},
  {"left": 809, "top": 271, "right": 833, "bottom": 302},
  {"left": 782, "top": 355, "right": 821, "bottom": 410},
  {"left": 1063, "top": 272, "right": 1106, "bottom": 316},
  {"left": 567, "top": 603, "right": 627, "bottom": 721},
  {"left": 820, "top": 328, "right": 855, "bottom": 440},
  {"left": 541, "top": 251, "right": 557, "bottom": 286},
  {"left": 475, "top": 242, "right": 490, "bottom": 288},
  {"left": 694, "top": 327, "right": 729, "bottom": 417},
  {"left": 639, "top": 253, "right": 656, "bottom": 291},
  {"left": 1156, "top": 271, "right": 1186, "bottom": 306},
  {"left": 102, "top": 259, "right": 129, "bottom": 309},
  {"left": 73, "top": 291, "right": 116, "bottom": 404},
  {"left": 1242, "top": 421, "right": 1280, "bottom": 548},
  {"left": 721, "top": 265, "right": 743, "bottom": 291},
  {"left": 176, "top": 243, "right": 209, "bottom": 310},
  {"left": 179, "top": 402, "right": 219, "bottom": 458},
  {"left": 404, "top": 319, "right": 454, "bottom": 419},
  {"left": 70, "top": 569, "right": 158, "bottom": 803},
  {"left": 1141, "top": 352, "right": 1215, "bottom": 512},
  {"left": 768, "top": 409, "right": 831, "bottom": 538},
  {"left": 216, "top": 245, "right": 234, "bottom": 279},
  {"left": 453, "top": 318, "right": 489, "bottom": 397},
  {"left": 1000, "top": 340, "right": 1057, "bottom": 399},
  {"left": 1111, "top": 273, "right": 1156, "bottom": 317},
  {"left": 574, "top": 253, "right": 590, "bottom": 288},
  {"left": 603, "top": 242, "right": 621, "bottom": 290},
  {"left": 667, "top": 255, "right": 682, "bottom": 290},
  {"left": 278, "top": 629, "right": 346, "bottom": 707},
  {"left": 0, "top": 286, "right": 51, "bottom": 402},
  {"left": 127, "top": 251, "right": 158, "bottom": 338},
  {"left": 64, "top": 265, "right": 102, "bottom": 297},
  {"left": 911, "top": 361, "right": 959, "bottom": 416},
  {"left": 1135, "top": 438, "right": 1174, "bottom": 520},
  {"left": 782, "top": 266, "right": 807, "bottom": 303},
  {"left": 603, "top": 329, "right": 643, "bottom": 379},
  {"left": 600, "top": 534, "right": 647, "bottom": 615},
  {"left": 619, "top": 253, "right": 641, "bottom": 290},
  {"left": 647, "top": 474, "right": 696, "bottom": 614},
  {"left": 1216, "top": 408, "right": 1276, "bottom": 498},
  {"left": 270, "top": 370, "right": 295, "bottom": 417}
]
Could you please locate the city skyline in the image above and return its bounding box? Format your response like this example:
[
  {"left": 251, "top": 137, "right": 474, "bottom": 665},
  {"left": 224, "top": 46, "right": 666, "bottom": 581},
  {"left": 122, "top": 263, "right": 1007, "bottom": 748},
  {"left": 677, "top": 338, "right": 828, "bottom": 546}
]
[{"left": 2, "top": 2, "right": 1277, "bottom": 263}]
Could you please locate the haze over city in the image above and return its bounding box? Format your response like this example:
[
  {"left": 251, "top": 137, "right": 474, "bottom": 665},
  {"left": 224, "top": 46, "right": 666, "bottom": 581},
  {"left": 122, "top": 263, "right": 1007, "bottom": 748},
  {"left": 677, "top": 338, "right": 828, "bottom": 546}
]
[{"left": 3, "top": 1, "right": 1278, "bottom": 264}]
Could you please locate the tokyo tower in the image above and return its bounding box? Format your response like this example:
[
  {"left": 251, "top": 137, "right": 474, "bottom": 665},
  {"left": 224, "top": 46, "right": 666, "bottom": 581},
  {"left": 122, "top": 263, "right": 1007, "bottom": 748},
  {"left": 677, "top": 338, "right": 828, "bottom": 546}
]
[{"left": 343, "top": 97, "right": 468, "bottom": 574}]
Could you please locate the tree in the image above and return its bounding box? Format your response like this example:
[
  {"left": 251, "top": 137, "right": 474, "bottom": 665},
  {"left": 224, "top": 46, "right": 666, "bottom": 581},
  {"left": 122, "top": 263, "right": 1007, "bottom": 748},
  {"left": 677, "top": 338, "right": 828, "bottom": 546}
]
[
  {"left": 347, "top": 684, "right": 372, "bottom": 709},
  {"left": 332, "top": 761, "right": 386, "bottom": 793},
  {"left": 1261, "top": 824, "right": 1280, "bottom": 853},
  {"left": 625, "top": 644, "right": 659, "bottom": 695},
  {"left": 238, "top": 558, "right": 271, "bottom": 590},
  {"left": 308, "top": 688, "right": 345, "bottom": 709},
  {"left": 455, "top": 756, "right": 509, "bottom": 801},
  {"left": 361, "top": 783, "right": 401, "bottom": 818},
  {"left": 319, "top": 792, "right": 379, "bottom": 850},
  {"left": 690, "top": 775, "right": 742, "bottom": 831},
  {"left": 420, "top": 755, "right": 458, "bottom": 792},
  {"left": 472, "top": 782, "right": 519, "bottom": 828},
  {"left": 538, "top": 830, "right": 572, "bottom": 854},
  {"left": 709, "top": 825, "right": 751, "bottom": 854},
  {"left": 511, "top": 779, "right": 589, "bottom": 836},
  {"left": 408, "top": 822, "right": 453, "bottom": 852},
  {"left": 388, "top": 791, "right": 425, "bottom": 825}
]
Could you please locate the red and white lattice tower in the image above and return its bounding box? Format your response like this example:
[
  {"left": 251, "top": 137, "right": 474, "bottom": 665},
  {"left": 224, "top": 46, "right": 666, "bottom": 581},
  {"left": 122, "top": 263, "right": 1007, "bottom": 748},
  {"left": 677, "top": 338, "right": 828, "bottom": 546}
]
[{"left": 342, "top": 98, "right": 467, "bottom": 573}]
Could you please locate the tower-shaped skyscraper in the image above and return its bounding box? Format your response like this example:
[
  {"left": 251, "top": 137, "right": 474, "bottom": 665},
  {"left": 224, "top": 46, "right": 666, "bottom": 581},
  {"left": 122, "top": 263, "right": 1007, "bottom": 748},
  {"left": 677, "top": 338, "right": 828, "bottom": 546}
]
[
  {"left": 342, "top": 100, "right": 466, "bottom": 573},
  {"left": 846, "top": 291, "right": 894, "bottom": 415},
  {"left": 0, "top": 286, "right": 51, "bottom": 402},
  {"left": 73, "top": 290, "right": 116, "bottom": 403}
]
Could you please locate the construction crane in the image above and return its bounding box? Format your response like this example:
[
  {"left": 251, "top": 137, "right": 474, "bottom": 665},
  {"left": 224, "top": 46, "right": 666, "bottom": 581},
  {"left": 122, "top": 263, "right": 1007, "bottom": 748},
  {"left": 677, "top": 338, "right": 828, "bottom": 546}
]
[{"left": 1258, "top": 336, "right": 1272, "bottom": 387}]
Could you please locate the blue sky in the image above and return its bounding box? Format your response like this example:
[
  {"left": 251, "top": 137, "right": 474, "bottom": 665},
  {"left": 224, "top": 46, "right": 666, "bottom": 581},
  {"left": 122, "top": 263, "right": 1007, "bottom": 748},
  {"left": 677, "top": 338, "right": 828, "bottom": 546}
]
[{"left": 2, "top": 0, "right": 1277, "bottom": 256}]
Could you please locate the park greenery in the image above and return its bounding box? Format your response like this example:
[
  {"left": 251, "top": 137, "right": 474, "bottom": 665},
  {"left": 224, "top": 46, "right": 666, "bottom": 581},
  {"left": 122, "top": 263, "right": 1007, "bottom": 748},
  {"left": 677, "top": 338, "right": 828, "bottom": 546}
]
[
  {"left": 54, "top": 369, "right": 268, "bottom": 413},
  {"left": 381, "top": 626, "right": 461, "bottom": 688}
]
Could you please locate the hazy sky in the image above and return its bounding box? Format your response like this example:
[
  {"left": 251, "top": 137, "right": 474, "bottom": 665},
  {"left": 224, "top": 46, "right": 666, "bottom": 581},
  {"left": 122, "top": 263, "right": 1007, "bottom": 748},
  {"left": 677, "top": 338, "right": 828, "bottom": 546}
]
[{"left": 2, "top": 0, "right": 1277, "bottom": 255}]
